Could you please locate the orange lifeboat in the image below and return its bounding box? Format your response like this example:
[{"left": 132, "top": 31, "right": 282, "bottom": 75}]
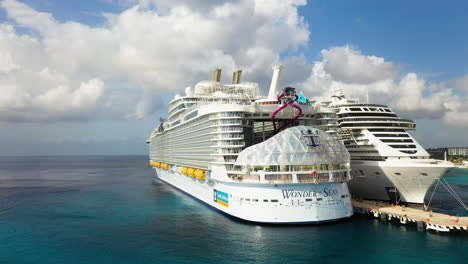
[
  {"left": 194, "top": 169, "right": 206, "bottom": 180},
  {"left": 187, "top": 168, "right": 196, "bottom": 177}
]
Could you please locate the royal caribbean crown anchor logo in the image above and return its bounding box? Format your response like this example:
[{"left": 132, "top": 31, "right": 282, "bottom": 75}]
[{"left": 301, "top": 129, "right": 320, "bottom": 147}]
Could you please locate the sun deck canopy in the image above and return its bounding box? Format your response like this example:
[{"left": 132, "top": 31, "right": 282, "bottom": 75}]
[{"left": 234, "top": 126, "right": 349, "bottom": 167}]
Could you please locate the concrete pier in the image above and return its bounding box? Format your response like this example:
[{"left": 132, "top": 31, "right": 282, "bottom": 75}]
[{"left": 352, "top": 199, "right": 468, "bottom": 233}]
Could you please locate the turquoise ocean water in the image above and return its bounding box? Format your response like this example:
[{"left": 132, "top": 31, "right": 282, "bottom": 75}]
[{"left": 0, "top": 156, "right": 467, "bottom": 264}]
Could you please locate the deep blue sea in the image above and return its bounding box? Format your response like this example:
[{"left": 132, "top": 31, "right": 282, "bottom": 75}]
[{"left": 0, "top": 156, "right": 467, "bottom": 264}]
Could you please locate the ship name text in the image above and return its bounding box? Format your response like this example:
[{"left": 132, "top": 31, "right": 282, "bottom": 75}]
[{"left": 281, "top": 188, "right": 338, "bottom": 199}]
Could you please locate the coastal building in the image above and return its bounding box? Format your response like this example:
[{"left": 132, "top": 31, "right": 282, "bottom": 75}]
[{"left": 427, "top": 147, "right": 468, "bottom": 161}]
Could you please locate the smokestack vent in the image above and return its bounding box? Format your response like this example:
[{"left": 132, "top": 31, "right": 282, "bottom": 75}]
[
  {"left": 213, "top": 68, "right": 222, "bottom": 82},
  {"left": 232, "top": 69, "right": 242, "bottom": 84},
  {"left": 268, "top": 65, "right": 283, "bottom": 101}
]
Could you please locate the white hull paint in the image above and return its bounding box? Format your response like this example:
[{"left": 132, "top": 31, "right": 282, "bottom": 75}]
[
  {"left": 155, "top": 168, "right": 354, "bottom": 224},
  {"left": 348, "top": 160, "right": 452, "bottom": 204}
]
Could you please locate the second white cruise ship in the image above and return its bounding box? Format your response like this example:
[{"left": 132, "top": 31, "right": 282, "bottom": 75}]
[
  {"left": 148, "top": 66, "right": 354, "bottom": 224},
  {"left": 328, "top": 87, "right": 454, "bottom": 204}
]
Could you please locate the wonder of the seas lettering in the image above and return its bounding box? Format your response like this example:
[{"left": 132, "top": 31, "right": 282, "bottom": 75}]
[
  {"left": 282, "top": 189, "right": 318, "bottom": 199},
  {"left": 281, "top": 188, "right": 338, "bottom": 199},
  {"left": 323, "top": 188, "right": 338, "bottom": 197}
]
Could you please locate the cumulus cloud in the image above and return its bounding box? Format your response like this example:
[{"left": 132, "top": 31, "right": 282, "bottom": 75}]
[
  {"left": 1, "top": 0, "right": 466, "bottom": 127},
  {"left": 455, "top": 74, "right": 468, "bottom": 92},
  {"left": 321, "top": 46, "right": 399, "bottom": 84},
  {"left": 302, "top": 46, "right": 468, "bottom": 126},
  {"left": 0, "top": 0, "right": 309, "bottom": 122}
]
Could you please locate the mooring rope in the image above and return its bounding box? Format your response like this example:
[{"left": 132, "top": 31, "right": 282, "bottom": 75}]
[
  {"left": 426, "top": 178, "right": 440, "bottom": 208},
  {"left": 438, "top": 178, "right": 468, "bottom": 211}
]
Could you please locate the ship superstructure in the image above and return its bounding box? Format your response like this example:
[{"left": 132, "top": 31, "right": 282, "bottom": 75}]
[
  {"left": 328, "top": 87, "right": 454, "bottom": 204},
  {"left": 148, "top": 67, "right": 353, "bottom": 223}
]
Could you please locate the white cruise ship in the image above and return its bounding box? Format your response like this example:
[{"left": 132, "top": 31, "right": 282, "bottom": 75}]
[
  {"left": 148, "top": 66, "right": 354, "bottom": 224},
  {"left": 328, "top": 88, "right": 454, "bottom": 205}
]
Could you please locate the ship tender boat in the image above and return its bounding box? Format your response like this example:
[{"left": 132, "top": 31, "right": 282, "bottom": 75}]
[
  {"left": 148, "top": 66, "right": 354, "bottom": 224},
  {"left": 328, "top": 87, "right": 454, "bottom": 204}
]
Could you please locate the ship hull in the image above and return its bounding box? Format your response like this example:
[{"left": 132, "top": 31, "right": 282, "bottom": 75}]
[
  {"left": 154, "top": 168, "right": 354, "bottom": 224},
  {"left": 348, "top": 160, "right": 452, "bottom": 204}
]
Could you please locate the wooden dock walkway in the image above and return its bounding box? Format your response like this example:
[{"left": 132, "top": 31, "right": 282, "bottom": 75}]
[{"left": 352, "top": 199, "right": 468, "bottom": 233}]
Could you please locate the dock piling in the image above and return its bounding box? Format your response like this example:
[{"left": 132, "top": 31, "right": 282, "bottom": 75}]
[
  {"left": 352, "top": 198, "right": 468, "bottom": 234},
  {"left": 380, "top": 213, "right": 387, "bottom": 223},
  {"left": 417, "top": 221, "right": 424, "bottom": 232}
]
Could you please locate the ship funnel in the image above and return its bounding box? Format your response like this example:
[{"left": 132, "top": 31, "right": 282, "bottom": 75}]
[
  {"left": 213, "top": 68, "right": 222, "bottom": 82},
  {"left": 268, "top": 65, "right": 283, "bottom": 101},
  {"left": 232, "top": 69, "right": 242, "bottom": 84}
]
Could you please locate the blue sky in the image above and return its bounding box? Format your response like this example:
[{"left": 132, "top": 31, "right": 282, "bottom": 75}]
[
  {"left": 301, "top": 0, "right": 468, "bottom": 80},
  {"left": 0, "top": 0, "right": 467, "bottom": 155}
]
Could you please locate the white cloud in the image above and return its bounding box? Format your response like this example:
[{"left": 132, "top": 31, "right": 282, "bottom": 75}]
[
  {"left": 302, "top": 46, "right": 468, "bottom": 126},
  {"left": 321, "top": 45, "right": 399, "bottom": 84},
  {"left": 1, "top": 0, "right": 466, "bottom": 127},
  {"left": 0, "top": 0, "right": 309, "bottom": 122},
  {"left": 455, "top": 74, "right": 468, "bottom": 92}
]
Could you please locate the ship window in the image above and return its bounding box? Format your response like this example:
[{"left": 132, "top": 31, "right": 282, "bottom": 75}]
[
  {"left": 245, "top": 198, "right": 251, "bottom": 201},
  {"left": 171, "top": 119, "right": 181, "bottom": 126},
  {"left": 421, "top": 173, "right": 428, "bottom": 176},
  {"left": 349, "top": 108, "right": 361, "bottom": 111},
  {"left": 375, "top": 172, "right": 380, "bottom": 175},
  {"left": 373, "top": 133, "right": 409, "bottom": 137},
  {"left": 389, "top": 145, "right": 416, "bottom": 149},
  {"left": 184, "top": 110, "right": 198, "bottom": 121},
  {"left": 262, "top": 113, "right": 269, "bottom": 116},
  {"left": 263, "top": 199, "right": 268, "bottom": 202},
  {"left": 395, "top": 172, "right": 401, "bottom": 175},
  {"left": 400, "top": 150, "right": 417, "bottom": 154},
  {"left": 305, "top": 198, "right": 313, "bottom": 202},
  {"left": 253, "top": 199, "right": 259, "bottom": 202},
  {"left": 317, "top": 198, "right": 323, "bottom": 201},
  {"left": 380, "top": 139, "right": 413, "bottom": 143},
  {"left": 265, "top": 174, "right": 292, "bottom": 183},
  {"left": 341, "top": 195, "right": 346, "bottom": 198},
  {"left": 271, "top": 199, "right": 278, "bottom": 202},
  {"left": 339, "top": 113, "right": 397, "bottom": 117}
]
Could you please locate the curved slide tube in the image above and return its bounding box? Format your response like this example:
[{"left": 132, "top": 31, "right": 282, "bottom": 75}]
[{"left": 271, "top": 94, "right": 302, "bottom": 133}]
